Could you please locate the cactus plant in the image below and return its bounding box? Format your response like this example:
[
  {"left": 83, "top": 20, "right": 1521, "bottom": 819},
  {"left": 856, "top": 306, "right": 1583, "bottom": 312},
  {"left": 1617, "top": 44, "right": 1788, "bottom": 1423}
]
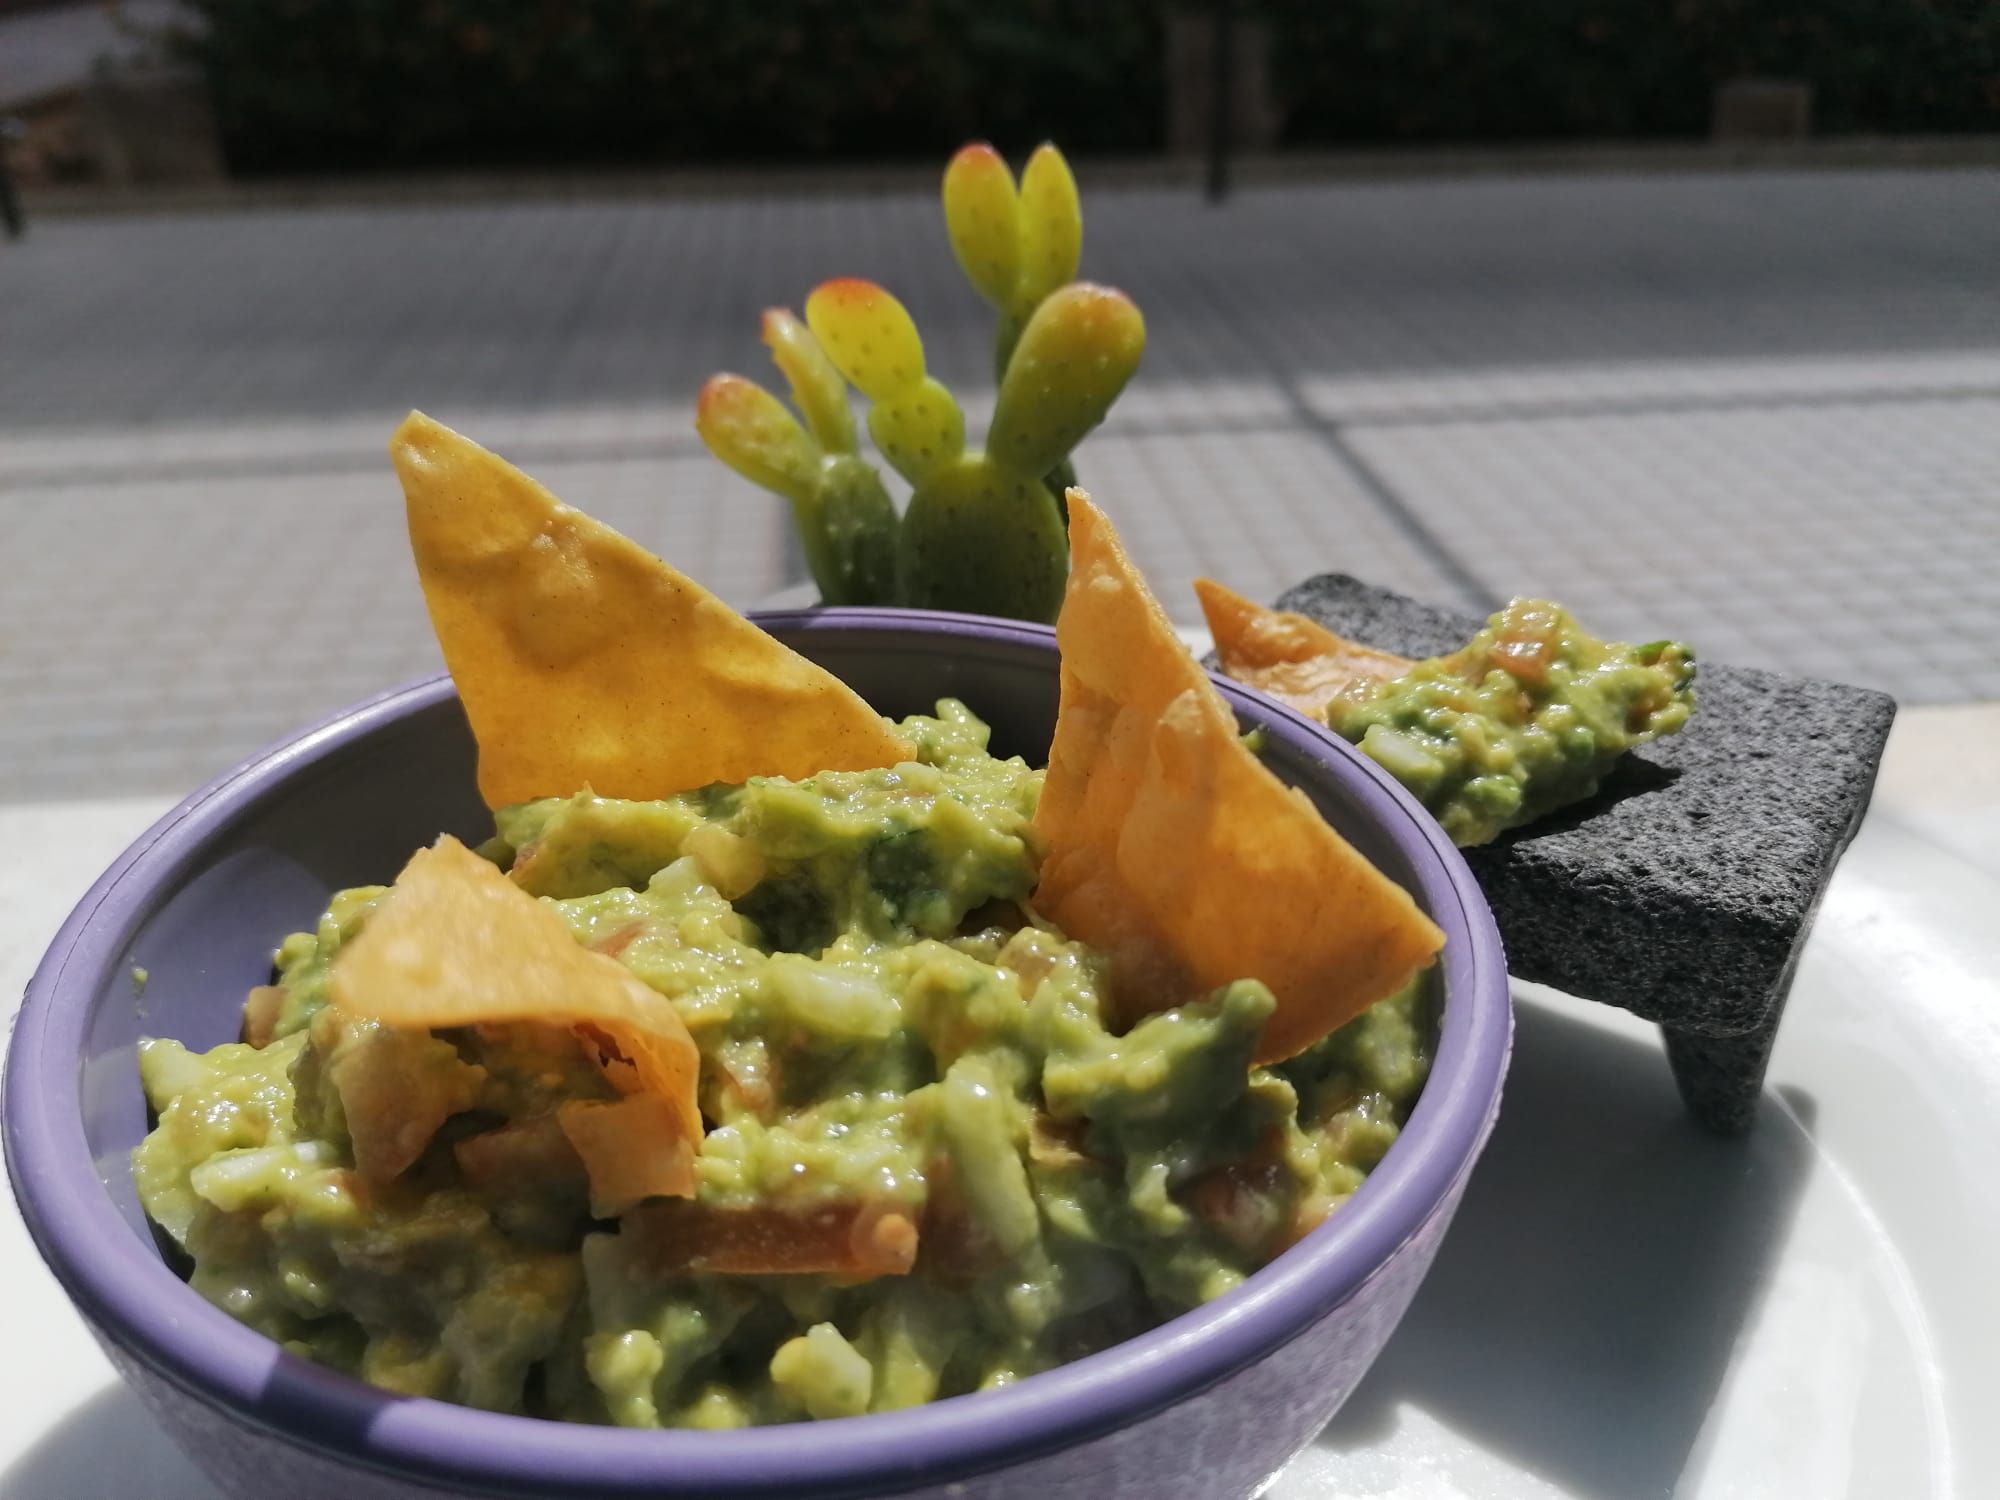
[
  {"left": 695, "top": 310, "right": 898, "bottom": 606},
  {"left": 806, "top": 277, "right": 1143, "bottom": 621},
  {"left": 693, "top": 140, "right": 1142, "bottom": 624},
  {"left": 943, "top": 142, "right": 1083, "bottom": 380},
  {"left": 944, "top": 142, "right": 1088, "bottom": 505}
]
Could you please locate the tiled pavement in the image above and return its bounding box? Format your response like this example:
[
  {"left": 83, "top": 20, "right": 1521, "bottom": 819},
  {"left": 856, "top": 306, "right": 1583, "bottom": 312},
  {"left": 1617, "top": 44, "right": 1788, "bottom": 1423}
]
[{"left": 2, "top": 169, "right": 1997, "bottom": 800}]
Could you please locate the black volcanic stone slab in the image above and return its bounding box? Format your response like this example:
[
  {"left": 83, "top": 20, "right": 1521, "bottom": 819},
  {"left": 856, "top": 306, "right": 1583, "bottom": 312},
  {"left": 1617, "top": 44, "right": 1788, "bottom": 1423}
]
[{"left": 1271, "top": 574, "right": 1897, "bottom": 1135}]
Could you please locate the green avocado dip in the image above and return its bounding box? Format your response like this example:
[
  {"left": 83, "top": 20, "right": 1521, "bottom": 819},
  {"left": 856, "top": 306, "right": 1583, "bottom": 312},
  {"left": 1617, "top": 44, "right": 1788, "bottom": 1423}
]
[
  {"left": 1327, "top": 599, "right": 1696, "bottom": 847},
  {"left": 134, "top": 701, "right": 1431, "bottom": 1429}
]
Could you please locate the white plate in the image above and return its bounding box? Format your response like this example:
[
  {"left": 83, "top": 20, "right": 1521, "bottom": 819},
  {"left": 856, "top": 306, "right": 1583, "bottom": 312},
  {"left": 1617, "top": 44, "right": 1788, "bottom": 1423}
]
[
  {"left": 3, "top": 709, "right": 1995, "bottom": 1499},
  {"left": 1277, "top": 704, "right": 2000, "bottom": 1500}
]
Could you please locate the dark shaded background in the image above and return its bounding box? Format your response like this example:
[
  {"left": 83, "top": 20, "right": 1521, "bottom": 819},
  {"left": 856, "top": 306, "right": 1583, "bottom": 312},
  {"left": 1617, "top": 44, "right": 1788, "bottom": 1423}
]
[{"left": 181, "top": 0, "right": 2000, "bottom": 175}]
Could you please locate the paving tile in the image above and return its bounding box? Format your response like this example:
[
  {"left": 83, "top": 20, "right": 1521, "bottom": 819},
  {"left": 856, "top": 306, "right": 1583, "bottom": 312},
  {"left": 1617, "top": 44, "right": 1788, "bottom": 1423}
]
[
  {"left": 7, "top": 170, "right": 1997, "bottom": 430},
  {"left": 1345, "top": 397, "right": 2000, "bottom": 704},
  {"left": 4, "top": 168, "right": 1998, "bottom": 800},
  {"left": 1300, "top": 352, "right": 2000, "bottom": 424},
  {"left": 0, "top": 455, "right": 789, "bottom": 800},
  {"left": 1071, "top": 427, "right": 1477, "bottom": 623}
]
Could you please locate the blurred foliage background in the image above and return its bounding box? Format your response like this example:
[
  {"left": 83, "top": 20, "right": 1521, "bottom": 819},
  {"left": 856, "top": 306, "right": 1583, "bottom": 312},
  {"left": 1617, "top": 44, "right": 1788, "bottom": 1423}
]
[
  {"left": 181, "top": 0, "right": 2000, "bottom": 175},
  {"left": 1271, "top": 0, "right": 2000, "bottom": 142}
]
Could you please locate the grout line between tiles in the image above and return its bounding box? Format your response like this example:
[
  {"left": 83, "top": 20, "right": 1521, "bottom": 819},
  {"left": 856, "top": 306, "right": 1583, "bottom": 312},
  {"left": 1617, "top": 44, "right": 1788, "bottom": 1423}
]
[
  {"left": 8, "top": 383, "right": 1996, "bottom": 496},
  {"left": 1276, "top": 383, "right": 1501, "bottom": 612},
  {"left": 0, "top": 414, "right": 1297, "bottom": 494},
  {"left": 1317, "top": 381, "right": 2000, "bottom": 431}
]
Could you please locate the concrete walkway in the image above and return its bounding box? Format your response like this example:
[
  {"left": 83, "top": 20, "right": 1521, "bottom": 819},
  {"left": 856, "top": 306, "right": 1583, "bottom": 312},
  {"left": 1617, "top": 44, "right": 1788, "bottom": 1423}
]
[{"left": 2, "top": 167, "right": 1997, "bottom": 799}]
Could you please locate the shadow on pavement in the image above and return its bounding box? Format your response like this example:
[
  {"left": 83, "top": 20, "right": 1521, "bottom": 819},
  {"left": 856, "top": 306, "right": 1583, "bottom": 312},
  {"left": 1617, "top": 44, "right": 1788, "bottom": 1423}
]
[{"left": 1316, "top": 993, "right": 1817, "bottom": 1498}]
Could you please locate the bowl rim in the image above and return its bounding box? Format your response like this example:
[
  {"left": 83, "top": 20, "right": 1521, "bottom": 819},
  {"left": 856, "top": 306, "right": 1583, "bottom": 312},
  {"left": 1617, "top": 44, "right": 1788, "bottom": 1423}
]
[{"left": 5, "top": 606, "right": 1510, "bottom": 1498}]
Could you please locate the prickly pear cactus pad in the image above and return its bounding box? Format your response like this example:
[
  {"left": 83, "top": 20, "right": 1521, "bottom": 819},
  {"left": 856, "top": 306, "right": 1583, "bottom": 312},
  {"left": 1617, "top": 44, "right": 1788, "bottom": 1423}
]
[
  {"left": 988, "top": 285, "right": 1146, "bottom": 482},
  {"left": 806, "top": 276, "right": 1142, "bottom": 621},
  {"left": 943, "top": 142, "right": 1083, "bottom": 377},
  {"left": 695, "top": 141, "right": 1141, "bottom": 624},
  {"left": 696, "top": 311, "right": 897, "bottom": 608},
  {"left": 804, "top": 278, "right": 966, "bottom": 490}
]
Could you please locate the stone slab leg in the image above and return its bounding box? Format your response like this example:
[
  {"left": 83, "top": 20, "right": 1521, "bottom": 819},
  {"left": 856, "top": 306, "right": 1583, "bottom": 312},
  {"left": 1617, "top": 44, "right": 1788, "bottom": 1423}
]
[{"left": 1662, "top": 1018, "right": 1781, "bottom": 1136}]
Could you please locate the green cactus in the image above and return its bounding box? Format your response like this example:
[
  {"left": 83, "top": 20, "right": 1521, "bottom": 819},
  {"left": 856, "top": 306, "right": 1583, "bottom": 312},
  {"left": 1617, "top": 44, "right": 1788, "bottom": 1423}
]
[
  {"left": 944, "top": 143, "right": 1091, "bottom": 516},
  {"left": 943, "top": 142, "right": 1083, "bottom": 381},
  {"left": 694, "top": 309, "right": 898, "bottom": 606},
  {"left": 805, "top": 277, "right": 1144, "bottom": 622},
  {"left": 693, "top": 140, "right": 1144, "bottom": 624},
  {"left": 988, "top": 285, "right": 1147, "bottom": 479}
]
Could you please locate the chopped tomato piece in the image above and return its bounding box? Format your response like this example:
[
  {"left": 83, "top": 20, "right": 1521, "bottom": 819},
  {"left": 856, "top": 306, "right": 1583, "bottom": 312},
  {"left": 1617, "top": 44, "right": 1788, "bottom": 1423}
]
[
  {"left": 242, "top": 984, "right": 284, "bottom": 1049},
  {"left": 626, "top": 1197, "right": 919, "bottom": 1279}
]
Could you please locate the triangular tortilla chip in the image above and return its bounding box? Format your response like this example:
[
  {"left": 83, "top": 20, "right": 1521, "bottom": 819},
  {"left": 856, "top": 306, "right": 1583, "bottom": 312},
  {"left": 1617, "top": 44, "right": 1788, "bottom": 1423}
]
[
  {"left": 330, "top": 835, "right": 703, "bottom": 1198},
  {"left": 1035, "top": 496, "right": 1445, "bottom": 1063},
  {"left": 1194, "top": 578, "right": 1413, "bottom": 721},
  {"left": 392, "top": 411, "right": 912, "bottom": 807}
]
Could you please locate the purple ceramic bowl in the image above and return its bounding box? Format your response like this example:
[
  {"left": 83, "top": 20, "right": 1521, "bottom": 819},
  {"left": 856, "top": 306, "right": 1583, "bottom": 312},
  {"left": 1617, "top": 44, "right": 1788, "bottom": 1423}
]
[{"left": 6, "top": 608, "right": 1510, "bottom": 1500}]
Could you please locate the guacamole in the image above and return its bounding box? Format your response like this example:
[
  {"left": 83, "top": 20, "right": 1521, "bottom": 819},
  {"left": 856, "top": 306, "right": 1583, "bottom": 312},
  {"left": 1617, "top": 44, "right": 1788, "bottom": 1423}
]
[
  {"left": 1326, "top": 600, "right": 1695, "bottom": 847},
  {"left": 134, "top": 702, "right": 1430, "bottom": 1428}
]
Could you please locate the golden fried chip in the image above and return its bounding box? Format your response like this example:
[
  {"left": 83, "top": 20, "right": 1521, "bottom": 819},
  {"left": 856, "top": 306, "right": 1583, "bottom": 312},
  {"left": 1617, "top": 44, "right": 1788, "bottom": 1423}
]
[
  {"left": 1194, "top": 578, "right": 1413, "bottom": 720},
  {"left": 325, "top": 1021, "right": 486, "bottom": 1184},
  {"left": 1035, "top": 496, "right": 1445, "bottom": 1063},
  {"left": 330, "top": 835, "right": 703, "bottom": 1196},
  {"left": 392, "top": 411, "right": 912, "bottom": 807},
  {"left": 557, "top": 1095, "right": 696, "bottom": 1216}
]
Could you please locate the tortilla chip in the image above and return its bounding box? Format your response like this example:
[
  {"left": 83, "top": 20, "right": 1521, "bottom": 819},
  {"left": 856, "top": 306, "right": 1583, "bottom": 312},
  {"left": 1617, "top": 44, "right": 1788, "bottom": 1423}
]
[
  {"left": 391, "top": 411, "right": 912, "bottom": 807},
  {"left": 325, "top": 1021, "right": 487, "bottom": 1184},
  {"left": 1194, "top": 578, "right": 1414, "bottom": 720},
  {"left": 557, "top": 1095, "right": 696, "bottom": 1216},
  {"left": 330, "top": 835, "right": 703, "bottom": 1192},
  {"left": 1035, "top": 496, "right": 1445, "bottom": 1063}
]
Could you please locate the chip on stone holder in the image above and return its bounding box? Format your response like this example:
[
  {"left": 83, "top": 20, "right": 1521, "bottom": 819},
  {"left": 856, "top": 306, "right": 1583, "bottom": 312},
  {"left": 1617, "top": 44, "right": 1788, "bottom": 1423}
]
[{"left": 1266, "top": 574, "right": 1897, "bottom": 1135}]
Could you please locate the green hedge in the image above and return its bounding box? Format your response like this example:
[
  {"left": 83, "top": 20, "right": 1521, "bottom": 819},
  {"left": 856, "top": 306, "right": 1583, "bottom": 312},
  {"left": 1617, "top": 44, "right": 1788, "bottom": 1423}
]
[
  {"left": 184, "top": 0, "right": 1997, "bottom": 175},
  {"left": 185, "top": 0, "right": 1162, "bottom": 174},
  {"left": 1266, "top": 0, "right": 2000, "bottom": 142},
  {"left": 1678, "top": 0, "right": 2000, "bottom": 134}
]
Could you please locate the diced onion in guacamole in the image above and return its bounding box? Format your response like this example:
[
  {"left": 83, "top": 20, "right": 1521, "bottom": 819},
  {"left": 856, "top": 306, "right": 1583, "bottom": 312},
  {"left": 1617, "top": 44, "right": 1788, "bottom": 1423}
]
[{"left": 134, "top": 701, "right": 1430, "bottom": 1428}]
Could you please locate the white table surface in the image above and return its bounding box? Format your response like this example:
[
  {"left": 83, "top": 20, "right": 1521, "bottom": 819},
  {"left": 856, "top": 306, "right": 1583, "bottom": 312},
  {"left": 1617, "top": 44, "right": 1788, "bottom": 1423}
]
[{"left": 3, "top": 706, "right": 1996, "bottom": 1499}]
